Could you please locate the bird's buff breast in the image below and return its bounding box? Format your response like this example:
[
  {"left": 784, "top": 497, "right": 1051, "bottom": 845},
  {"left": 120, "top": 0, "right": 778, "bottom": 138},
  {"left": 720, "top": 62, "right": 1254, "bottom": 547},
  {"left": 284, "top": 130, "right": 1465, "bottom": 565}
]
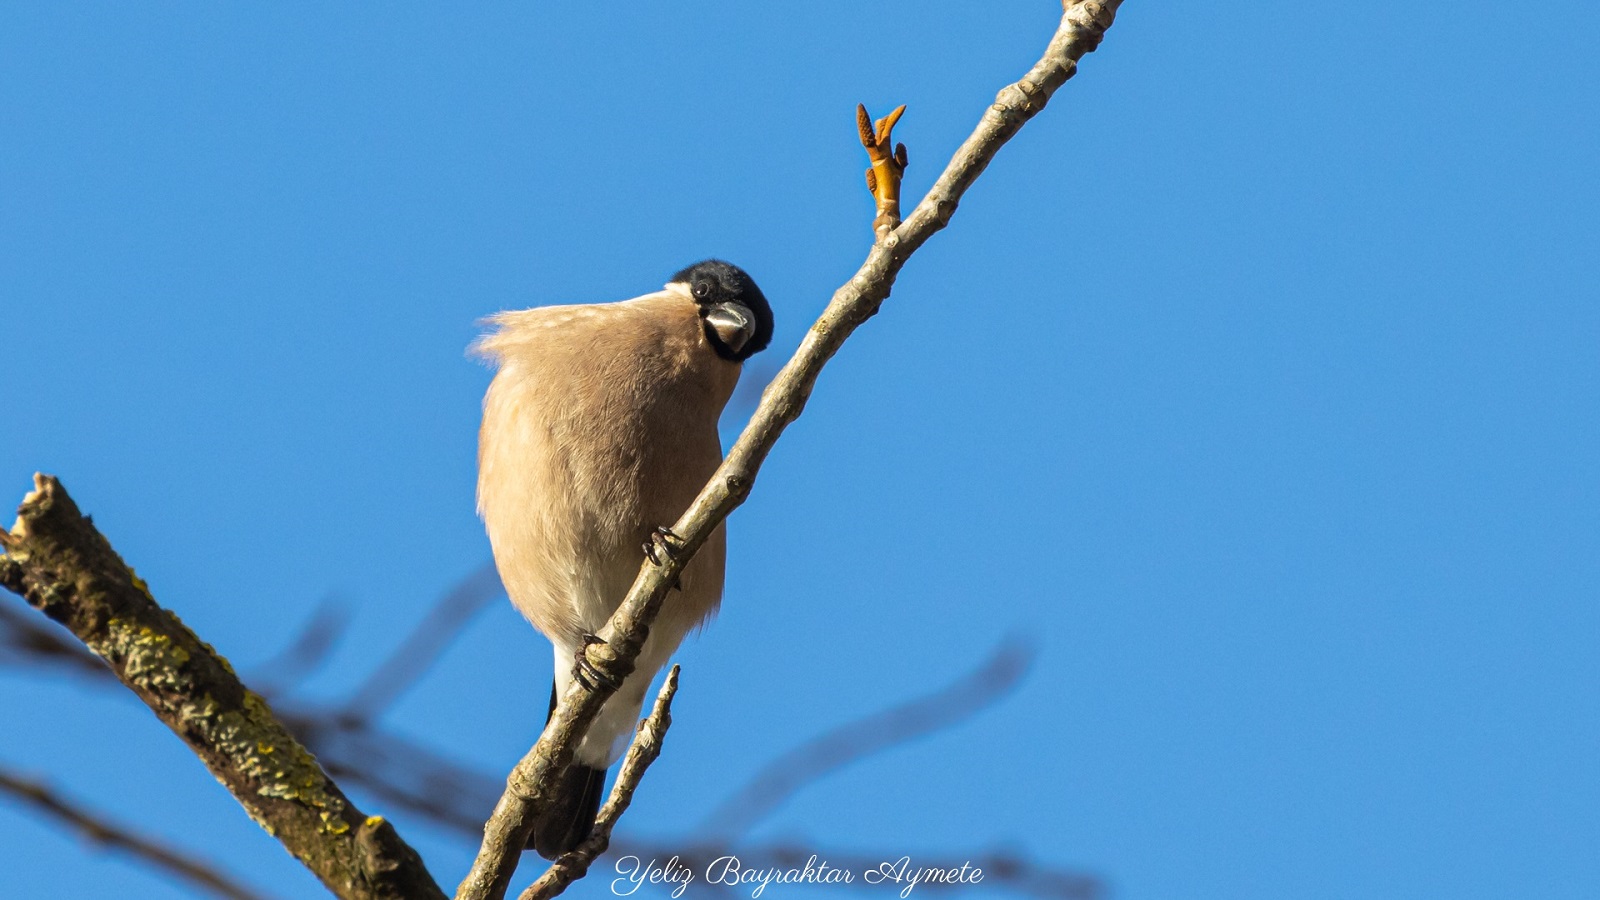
[{"left": 476, "top": 295, "right": 734, "bottom": 644}]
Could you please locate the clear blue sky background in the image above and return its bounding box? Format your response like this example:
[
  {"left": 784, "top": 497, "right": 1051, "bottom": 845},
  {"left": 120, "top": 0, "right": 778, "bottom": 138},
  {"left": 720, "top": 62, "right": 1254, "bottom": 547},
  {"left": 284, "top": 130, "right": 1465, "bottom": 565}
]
[{"left": 3, "top": 2, "right": 1597, "bottom": 898}]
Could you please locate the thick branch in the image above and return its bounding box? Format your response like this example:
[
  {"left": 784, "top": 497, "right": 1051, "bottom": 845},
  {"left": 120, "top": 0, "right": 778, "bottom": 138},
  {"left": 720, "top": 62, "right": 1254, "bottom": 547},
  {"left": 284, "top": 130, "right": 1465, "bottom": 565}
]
[
  {"left": 456, "top": 3, "right": 1122, "bottom": 898},
  {"left": 0, "top": 475, "right": 446, "bottom": 900}
]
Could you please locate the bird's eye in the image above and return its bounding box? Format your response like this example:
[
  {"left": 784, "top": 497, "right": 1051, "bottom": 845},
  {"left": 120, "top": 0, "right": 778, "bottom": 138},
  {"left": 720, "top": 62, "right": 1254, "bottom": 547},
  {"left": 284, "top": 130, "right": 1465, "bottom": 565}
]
[{"left": 692, "top": 281, "right": 712, "bottom": 300}]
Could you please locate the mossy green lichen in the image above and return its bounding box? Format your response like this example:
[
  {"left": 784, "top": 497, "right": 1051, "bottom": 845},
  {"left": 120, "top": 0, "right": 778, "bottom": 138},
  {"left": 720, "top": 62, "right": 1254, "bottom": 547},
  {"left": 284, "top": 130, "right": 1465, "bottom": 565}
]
[
  {"left": 157, "top": 604, "right": 237, "bottom": 678},
  {"left": 102, "top": 617, "right": 191, "bottom": 689},
  {"left": 209, "top": 692, "right": 351, "bottom": 835},
  {"left": 101, "top": 616, "right": 351, "bottom": 836},
  {"left": 321, "top": 810, "right": 351, "bottom": 835}
]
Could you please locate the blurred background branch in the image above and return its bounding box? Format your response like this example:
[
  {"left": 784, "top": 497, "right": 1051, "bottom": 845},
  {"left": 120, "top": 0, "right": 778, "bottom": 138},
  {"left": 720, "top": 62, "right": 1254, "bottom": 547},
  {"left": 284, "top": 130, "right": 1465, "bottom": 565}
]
[
  {"left": 695, "top": 636, "right": 1035, "bottom": 844},
  {"left": 0, "top": 764, "right": 273, "bottom": 900}
]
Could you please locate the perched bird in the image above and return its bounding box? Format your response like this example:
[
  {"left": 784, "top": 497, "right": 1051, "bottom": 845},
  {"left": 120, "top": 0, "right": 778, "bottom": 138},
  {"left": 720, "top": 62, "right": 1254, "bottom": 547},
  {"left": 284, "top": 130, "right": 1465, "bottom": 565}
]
[{"left": 474, "top": 260, "right": 773, "bottom": 859}]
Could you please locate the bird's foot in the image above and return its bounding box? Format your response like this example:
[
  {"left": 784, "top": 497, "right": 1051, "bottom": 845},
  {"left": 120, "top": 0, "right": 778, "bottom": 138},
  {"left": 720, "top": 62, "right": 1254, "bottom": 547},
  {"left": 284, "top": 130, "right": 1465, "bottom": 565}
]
[
  {"left": 573, "top": 633, "right": 621, "bottom": 692},
  {"left": 857, "top": 103, "right": 909, "bottom": 237},
  {"left": 642, "top": 526, "right": 683, "bottom": 568}
]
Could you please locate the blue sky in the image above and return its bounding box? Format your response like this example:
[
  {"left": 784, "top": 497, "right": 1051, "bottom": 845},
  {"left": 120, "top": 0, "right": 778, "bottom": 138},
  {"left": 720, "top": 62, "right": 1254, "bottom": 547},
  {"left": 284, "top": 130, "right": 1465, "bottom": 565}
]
[{"left": 3, "top": 2, "right": 1598, "bottom": 898}]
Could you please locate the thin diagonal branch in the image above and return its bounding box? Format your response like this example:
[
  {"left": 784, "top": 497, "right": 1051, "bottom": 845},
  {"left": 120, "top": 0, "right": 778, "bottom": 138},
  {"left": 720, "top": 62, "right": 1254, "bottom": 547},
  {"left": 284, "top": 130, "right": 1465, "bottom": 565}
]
[
  {"left": 519, "top": 666, "right": 680, "bottom": 900},
  {"left": 249, "top": 596, "right": 351, "bottom": 698},
  {"left": 699, "top": 638, "right": 1034, "bottom": 842},
  {"left": 0, "top": 475, "right": 446, "bottom": 900},
  {"left": 456, "top": 3, "right": 1122, "bottom": 898},
  {"left": 339, "top": 562, "right": 501, "bottom": 725},
  {"left": 0, "top": 765, "right": 273, "bottom": 900}
]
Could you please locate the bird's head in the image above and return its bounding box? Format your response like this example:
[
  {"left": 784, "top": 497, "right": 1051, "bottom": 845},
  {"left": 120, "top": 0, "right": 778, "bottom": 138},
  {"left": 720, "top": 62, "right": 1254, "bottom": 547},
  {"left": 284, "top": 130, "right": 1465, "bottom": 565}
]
[{"left": 669, "top": 260, "right": 773, "bottom": 363}]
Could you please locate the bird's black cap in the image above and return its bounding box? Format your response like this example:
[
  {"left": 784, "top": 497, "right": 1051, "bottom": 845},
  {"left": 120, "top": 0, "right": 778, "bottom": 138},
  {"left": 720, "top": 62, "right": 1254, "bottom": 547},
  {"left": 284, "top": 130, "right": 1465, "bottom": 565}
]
[{"left": 670, "top": 259, "right": 774, "bottom": 362}]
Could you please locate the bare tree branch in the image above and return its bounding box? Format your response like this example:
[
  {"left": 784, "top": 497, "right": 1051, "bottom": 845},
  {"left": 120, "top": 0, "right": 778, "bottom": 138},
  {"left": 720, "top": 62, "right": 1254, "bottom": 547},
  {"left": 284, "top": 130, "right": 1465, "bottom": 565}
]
[
  {"left": 457, "top": 3, "right": 1123, "bottom": 896},
  {"left": 699, "top": 638, "right": 1034, "bottom": 842},
  {"left": 0, "top": 475, "right": 446, "bottom": 900},
  {"left": 520, "top": 666, "right": 680, "bottom": 900},
  {"left": 0, "top": 764, "right": 273, "bottom": 900}
]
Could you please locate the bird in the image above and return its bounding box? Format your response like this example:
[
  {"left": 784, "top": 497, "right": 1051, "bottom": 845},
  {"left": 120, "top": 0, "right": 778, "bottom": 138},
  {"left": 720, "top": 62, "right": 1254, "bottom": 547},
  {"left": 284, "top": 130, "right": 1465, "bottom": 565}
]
[{"left": 474, "top": 260, "right": 773, "bottom": 859}]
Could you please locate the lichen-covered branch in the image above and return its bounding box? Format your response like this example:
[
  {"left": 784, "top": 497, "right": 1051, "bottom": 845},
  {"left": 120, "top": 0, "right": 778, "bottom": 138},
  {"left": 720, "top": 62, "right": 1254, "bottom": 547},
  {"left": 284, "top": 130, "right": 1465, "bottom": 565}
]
[
  {"left": 518, "top": 667, "right": 679, "bottom": 900},
  {"left": 0, "top": 764, "right": 273, "bottom": 900},
  {"left": 456, "top": 3, "right": 1123, "bottom": 898},
  {"left": 0, "top": 475, "right": 446, "bottom": 900}
]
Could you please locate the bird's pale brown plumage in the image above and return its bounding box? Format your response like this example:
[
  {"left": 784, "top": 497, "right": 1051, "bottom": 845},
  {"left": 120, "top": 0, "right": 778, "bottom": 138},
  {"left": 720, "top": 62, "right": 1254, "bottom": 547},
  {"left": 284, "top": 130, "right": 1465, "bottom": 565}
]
[
  {"left": 475, "top": 283, "right": 739, "bottom": 768},
  {"left": 477, "top": 258, "right": 769, "bottom": 858}
]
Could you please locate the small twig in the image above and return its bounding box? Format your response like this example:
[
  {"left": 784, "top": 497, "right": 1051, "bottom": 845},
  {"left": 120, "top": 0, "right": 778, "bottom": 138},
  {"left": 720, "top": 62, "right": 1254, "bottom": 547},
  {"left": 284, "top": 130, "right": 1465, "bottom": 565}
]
[
  {"left": 519, "top": 666, "right": 681, "bottom": 900},
  {"left": 456, "top": 4, "right": 1122, "bottom": 897},
  {"left": 699, "top": 638, "right": 1033, "bottom": 842},
  {"left": 0, "top": 765, "right": 273, "bottom": 900}
]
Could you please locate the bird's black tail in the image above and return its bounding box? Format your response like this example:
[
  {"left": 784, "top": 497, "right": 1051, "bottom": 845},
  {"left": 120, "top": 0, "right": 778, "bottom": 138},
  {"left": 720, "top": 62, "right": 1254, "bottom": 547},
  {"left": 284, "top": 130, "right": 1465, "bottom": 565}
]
[{"left": 529, "top": 683, "right": 608, "bottom": 860}]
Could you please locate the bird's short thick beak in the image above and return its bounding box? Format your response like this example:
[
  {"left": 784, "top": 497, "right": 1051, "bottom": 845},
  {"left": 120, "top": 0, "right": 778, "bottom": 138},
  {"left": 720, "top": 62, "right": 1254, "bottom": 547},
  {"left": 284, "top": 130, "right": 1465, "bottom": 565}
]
[{"left": 704, "top": 303, "right": 755, "bottom": 356}]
